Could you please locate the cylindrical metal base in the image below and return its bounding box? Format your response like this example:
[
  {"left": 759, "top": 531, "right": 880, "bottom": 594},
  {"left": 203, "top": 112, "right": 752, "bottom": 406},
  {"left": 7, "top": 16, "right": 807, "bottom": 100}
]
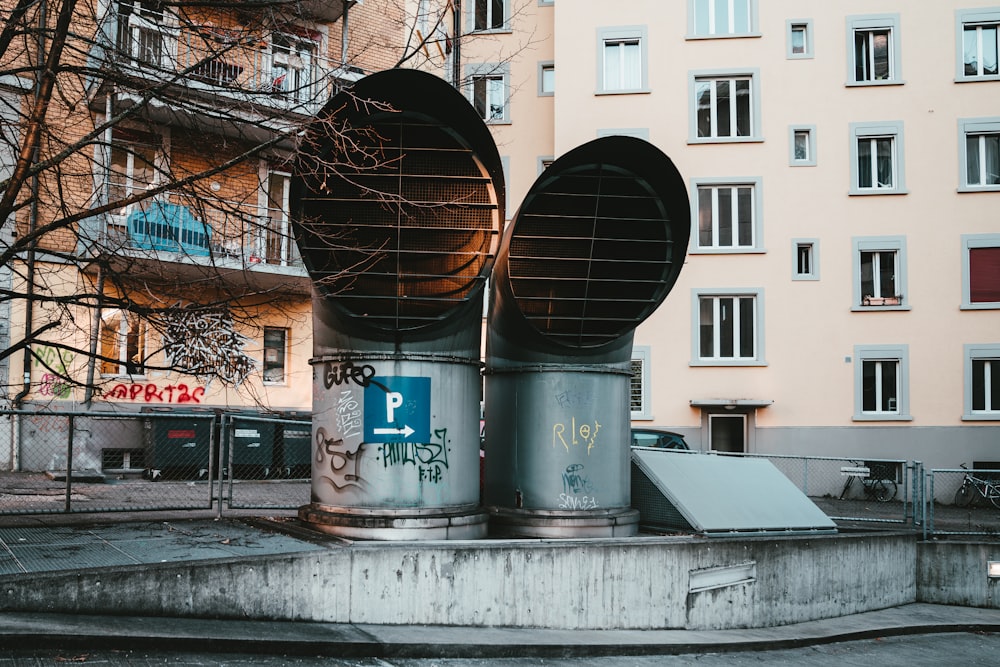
[
  {"left": 488, "top": 507, "right": 639, "bottom": 538},
  {"left": 299, "top": 503, "right": 489, "bottom": 541}
]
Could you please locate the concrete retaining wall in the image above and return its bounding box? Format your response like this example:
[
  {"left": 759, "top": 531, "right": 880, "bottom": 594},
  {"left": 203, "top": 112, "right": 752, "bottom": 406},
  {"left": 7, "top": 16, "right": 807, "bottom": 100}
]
[
  {"left": 917, "top": 541, "right": 1000, "bottom": 608},
  {"left": 0, "top": 532, "right": 915, "bottom": 630}
]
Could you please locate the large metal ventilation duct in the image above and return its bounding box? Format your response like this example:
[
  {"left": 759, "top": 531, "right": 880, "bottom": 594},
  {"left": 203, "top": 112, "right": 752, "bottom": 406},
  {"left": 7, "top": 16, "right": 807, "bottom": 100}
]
[
  {"left": 484, "top": 136, "right": 689, "bottom": 538},
  {"left": 291, "top": 69, "right": 504, "bottom": 540}
]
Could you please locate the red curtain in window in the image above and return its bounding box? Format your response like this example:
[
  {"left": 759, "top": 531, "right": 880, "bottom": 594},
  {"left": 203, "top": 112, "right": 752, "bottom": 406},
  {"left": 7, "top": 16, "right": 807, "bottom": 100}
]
[{"left": 970, "top": 247, "right": 1000, "bottom": 303}]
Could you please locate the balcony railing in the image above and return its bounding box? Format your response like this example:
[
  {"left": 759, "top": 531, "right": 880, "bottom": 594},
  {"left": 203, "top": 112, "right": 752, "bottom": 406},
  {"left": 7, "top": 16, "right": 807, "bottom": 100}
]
[
  {"left": 79, "top": 199, "right": 303, "bottom": 270},
  {"left": 109, "top": 17, "right": 365, "bottom": 116}
]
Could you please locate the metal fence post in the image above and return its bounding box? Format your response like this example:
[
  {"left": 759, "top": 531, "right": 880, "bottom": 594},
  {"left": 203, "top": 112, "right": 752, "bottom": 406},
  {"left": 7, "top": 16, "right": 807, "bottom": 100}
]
[
  {"left": 924, "top": 471, "right": 934, "bottom": 540},
  {"left": 65, "top": 414, "right": 75, "bottom": 513}
]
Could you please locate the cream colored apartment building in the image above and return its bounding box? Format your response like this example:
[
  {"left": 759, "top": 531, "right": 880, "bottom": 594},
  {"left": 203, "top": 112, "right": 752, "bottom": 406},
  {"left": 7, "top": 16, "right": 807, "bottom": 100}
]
[{"left": 463, "top": 0, "right": 1000, "bottom": 468}]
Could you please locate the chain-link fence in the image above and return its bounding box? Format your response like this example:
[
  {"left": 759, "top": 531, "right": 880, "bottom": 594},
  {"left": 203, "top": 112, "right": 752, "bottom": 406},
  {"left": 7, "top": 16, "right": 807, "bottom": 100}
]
[
  {"left": 722, "top": 452, "right": 916, "bottom": 525},
  {"left": 0, "top": 410, "right": 310, "bottom": 516},
  {"left": 221, "top": 414, "right": 312, "bottom": 510},
  {"left": 921, "top": 468, "right": 1000, "bottom": 538},
  {"left": 5, "top": 409, "right": 991, "bottom": 537}
]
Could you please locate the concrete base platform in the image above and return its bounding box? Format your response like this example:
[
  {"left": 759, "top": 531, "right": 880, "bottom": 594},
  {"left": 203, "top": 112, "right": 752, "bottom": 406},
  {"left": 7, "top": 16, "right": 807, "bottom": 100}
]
[{"left": 298, "top": 503, "right": 489, "bottom": 540}]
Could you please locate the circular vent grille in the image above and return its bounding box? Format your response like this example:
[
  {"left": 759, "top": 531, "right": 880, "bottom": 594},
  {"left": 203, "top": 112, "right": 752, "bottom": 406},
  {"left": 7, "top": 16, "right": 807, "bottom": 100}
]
[
  {"left": 296, "top": 114, "right": 500, "bottom": 332},
  {"left": 508, "top": 164, "right": 678, "bottom": 348}
]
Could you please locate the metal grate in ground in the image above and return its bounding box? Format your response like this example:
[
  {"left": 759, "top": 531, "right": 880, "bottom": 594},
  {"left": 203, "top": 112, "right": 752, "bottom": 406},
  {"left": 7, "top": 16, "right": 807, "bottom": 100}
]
[{"left": 0, "top": 520, "right": 325, "bottom": 576}]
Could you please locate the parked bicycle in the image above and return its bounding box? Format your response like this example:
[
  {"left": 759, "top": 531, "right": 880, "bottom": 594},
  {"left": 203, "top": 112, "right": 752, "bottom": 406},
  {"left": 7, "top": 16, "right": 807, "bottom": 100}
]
[
  {"left": 839, "top": 460, "right": 898, "bottom": 502},
  {"left": 954, "top": 464, "right": 1000, "bottom": 509}
]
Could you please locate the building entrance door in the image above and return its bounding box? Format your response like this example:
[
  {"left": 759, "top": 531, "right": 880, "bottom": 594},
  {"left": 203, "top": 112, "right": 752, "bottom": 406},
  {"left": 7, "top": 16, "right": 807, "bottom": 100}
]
[{"left": 709, "top": 413, "right": 746, "bottom": 453}]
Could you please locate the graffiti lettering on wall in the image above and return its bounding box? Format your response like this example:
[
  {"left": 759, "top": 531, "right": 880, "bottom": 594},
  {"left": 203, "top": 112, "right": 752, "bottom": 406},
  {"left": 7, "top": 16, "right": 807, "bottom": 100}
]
[
  {"left": 552, "top": 418, "right": 602, "bottom": 454},
  {"left": 315, "top": 426, "right": 366, "bottom": 492},
  {"left": 32, "top": 345, "right": 74, "bottom": 374},
  {"left": 323, "top": 360, "right": 376, "bottom": 389},
  {"left": 103, "top": 382, "right": 205, "bottom": 403},
  {"left": 155, "top": 306, "right": 256, "bottom": 386},
  {"left": 558, "top": 494, "right": 599, "bottom": 510},
  {"left": 378, "top": 428, "right": 450, "bottom": 484},
  {"left": 38, "top": 374, "right": 72, "bottom": 399},
  {"left": 336, "top": 389, "right": 362, "bottom": 439}
]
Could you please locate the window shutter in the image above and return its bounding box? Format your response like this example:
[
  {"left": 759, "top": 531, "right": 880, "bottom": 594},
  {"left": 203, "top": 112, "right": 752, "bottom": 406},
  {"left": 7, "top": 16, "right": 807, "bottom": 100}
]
[{"left": 970, "top": 247, "right": 1000, "bottom": 303}]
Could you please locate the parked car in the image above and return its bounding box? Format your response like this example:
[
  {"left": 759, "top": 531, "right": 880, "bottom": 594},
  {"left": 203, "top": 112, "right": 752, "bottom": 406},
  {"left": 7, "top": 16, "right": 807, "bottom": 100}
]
[{"left": 630, "top": 427, "right": 690, "bottom": 451}]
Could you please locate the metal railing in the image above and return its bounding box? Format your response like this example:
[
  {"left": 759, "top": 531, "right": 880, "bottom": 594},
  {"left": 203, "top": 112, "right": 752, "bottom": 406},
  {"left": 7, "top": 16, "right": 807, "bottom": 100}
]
[
  {"left": 78, "top": 201, "right": 304, "bottom": 269},
  {"left": 921, "top": 467, "right": 1000, "bottom": 538}
]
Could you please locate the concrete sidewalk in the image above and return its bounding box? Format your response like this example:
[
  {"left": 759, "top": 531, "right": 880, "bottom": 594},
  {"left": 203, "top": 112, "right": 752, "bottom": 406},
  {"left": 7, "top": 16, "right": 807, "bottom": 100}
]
[{"left": 0, "top": 604, "right": 999, "bottom": 658}]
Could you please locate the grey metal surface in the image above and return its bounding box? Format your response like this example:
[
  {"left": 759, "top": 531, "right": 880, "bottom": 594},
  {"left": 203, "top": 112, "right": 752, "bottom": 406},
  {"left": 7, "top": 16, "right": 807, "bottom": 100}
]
[
  {"left": 0, "top": 519, "right": 323, "bottom": 575},
  {"left": 631, "top": 448, "right": 837, "bottom": 535}
]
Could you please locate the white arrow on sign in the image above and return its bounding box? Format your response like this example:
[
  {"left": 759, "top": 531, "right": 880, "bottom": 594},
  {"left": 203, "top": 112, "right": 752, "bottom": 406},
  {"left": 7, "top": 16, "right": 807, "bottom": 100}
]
[{"left": 373, "top": 425, "right": 416, "bottom": 438}]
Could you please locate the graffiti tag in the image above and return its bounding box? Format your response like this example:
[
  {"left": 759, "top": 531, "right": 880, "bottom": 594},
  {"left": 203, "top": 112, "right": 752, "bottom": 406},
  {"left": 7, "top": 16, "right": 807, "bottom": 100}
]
[
  {"left": 32, "top": 345, "right": 74, "bottom": 374},
  {"left": 315, "top": 426, "right": 366, "bottom": 492},
  {"left": 155, "top": 306, "right": 256, "bottom": 386},
  {"left": 38, "top": 373, "right": 72, "bottom": 399},
  {"left": 562, "top": 463, "right": 594, "bottom": 495},
  {"left": 103, "top": 382, "right": 205, "bottom": 404},
  {"left": 378, "top": 427, "right": 450, "bottom": 484},
  {"left": 322, "top": 360, "right": 375, "bottom": 389},
  {"left": 552, "top": 417, "right": 602, "bottom": 454},
  {"left": 558, "top": 493, "right": 599, "bottom": 510},
  {"left": 336, "top": 389, "right": 362, "bottom": 439}
]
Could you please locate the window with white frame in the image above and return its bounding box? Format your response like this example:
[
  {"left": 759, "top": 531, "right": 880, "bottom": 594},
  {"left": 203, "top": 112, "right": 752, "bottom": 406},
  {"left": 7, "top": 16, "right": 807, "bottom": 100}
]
[
  {"left": 259, "top": 167, "right": 293, "bottom": 265},
  {"left": 789, "top": 125, "right": 816, "bottom": 166},
  {"left": 538, "top": 156, "right": 554, "bottom": 174},
  {"left": 690, "top": 70, "right": 760, "bottom": 142},
  {"left": 106, "top": 127, "right": 162, "bottom": 222},
  {"left": 792, "top": 239, "right": 819, "bottom": 280},
  {"left": 692, "top": 289, "right": 764, "bottom": 365},
  {"left": 467, "top": 63, "right": 509, "bottom": 122},
  {"left": 689, "top": 0, "right": 756, "bottom": 37},
  {"left": 539, "top": 62, "right": 554, "bottom": 95},
  {"left": 957, "top": 9, "right": 1000, "bottom": 80},
  {"left": 959, "top": 118, "right": 1000, "bottom": 190},
  {"left": 965, "top": 344, "right": 1000, "bottom": 419},
  {"left": 630, "top": 345, "right": 651, "bottom": 419},
  {"left": 116, "top": 0, "right": 175, "bottom": 68},
  {"left": 850, "top": 121, "right": 906, "bottom": 194},
  {"left": 692, "top": 178, "right": 762, "bottom": 252},
  {"left": 597, "top": 27, "right": 648, "bottom": 94},
  {"left": 100, "top": 310, "right": 146, "bottom": 376},
  {"left": 847, "top": 14, "right": 902, "bottom": 84},
  {"left": 787, "top": 19, "right": 813, "bottom": 58},
  {"left": 269, "top": 30, "right": 319, "bottom": 104},
  {"left": 263, "top": 327, "right": 287, "bottom": 383},
  {"left": 854, "top": 345, "right": 910, "bottom": 420},
  {"left": 852, "top": 236, "right": 908, "bottom": 310},
  {"left": 962, "top": 234, "right": 1000, "bottom": 309},
  {"left": 472, "top": 0, "right": 507, "bottom": 31}
]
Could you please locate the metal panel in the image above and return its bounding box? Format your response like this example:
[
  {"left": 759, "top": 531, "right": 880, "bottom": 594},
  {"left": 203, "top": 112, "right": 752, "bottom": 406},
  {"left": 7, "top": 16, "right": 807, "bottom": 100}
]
[{"left": 631, "top": 448, "right": 837, "bottom": 536}]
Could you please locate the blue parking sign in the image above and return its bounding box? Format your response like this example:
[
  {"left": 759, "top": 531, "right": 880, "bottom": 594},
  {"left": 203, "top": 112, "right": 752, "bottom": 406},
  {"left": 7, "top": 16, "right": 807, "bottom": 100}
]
[{"left": 364, "top": 376, "right": 431, "bottom": 443}]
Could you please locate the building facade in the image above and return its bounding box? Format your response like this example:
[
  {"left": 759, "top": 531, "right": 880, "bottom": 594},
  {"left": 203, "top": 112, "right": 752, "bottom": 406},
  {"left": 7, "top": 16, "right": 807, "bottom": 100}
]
[
  {"left": 463, "top": 0, "right": 1000, "bottom": 470},
  {"left": 0, "top": 0, "right": 410, "bottom": 471}
]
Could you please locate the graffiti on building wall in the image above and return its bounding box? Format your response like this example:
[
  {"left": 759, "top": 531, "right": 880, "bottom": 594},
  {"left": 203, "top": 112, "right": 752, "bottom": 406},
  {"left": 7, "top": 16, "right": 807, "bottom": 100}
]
[
  {"left": 155, "top": 306, "right": 256, "bottom": 386},
  {"left": 32, "top": 345, "right": 74, "bottom": 374},
  {"left": 336, "top": 389, "right": 362, "bottom": 439},
  {"left": 38, "top": 374, "right": 72, "bottom": 399},
  {"left": 103, "top": 382, "right": 205, "bottom": 403}
]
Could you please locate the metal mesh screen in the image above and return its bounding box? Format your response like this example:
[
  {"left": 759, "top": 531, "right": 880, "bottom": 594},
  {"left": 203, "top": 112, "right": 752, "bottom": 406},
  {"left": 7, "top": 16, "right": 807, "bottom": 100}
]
[
  {"left": 296, "top": 116, "right": 500, "bottom": 331},
  {"left": 508, "top": 165, "right": 675, "bottom": 347}
]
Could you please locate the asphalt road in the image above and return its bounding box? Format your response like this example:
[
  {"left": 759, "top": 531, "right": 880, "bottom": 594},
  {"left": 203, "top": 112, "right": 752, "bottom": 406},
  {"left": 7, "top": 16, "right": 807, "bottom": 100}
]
[{"left": 3, "top": 632, "right": 1000, "bottom": 666}]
